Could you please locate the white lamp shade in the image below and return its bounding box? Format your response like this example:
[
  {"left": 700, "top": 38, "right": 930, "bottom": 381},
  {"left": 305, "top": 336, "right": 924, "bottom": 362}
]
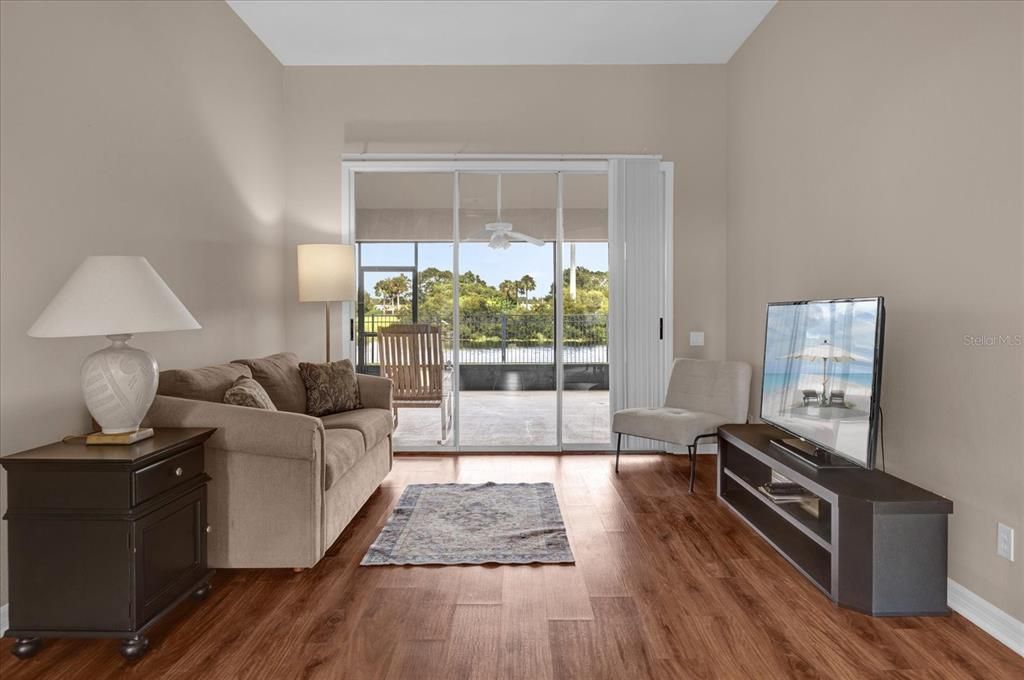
[
  {"left": 28, "top": 256, "right": 201, "bottom": 338},
  {"left": 298, "top": 244, "right": 356, "bottom": 302}
]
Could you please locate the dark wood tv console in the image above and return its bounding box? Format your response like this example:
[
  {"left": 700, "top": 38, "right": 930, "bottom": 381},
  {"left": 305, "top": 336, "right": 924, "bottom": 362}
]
[{"left": 717, "top": 424, "right": 953, "bottom": 616}]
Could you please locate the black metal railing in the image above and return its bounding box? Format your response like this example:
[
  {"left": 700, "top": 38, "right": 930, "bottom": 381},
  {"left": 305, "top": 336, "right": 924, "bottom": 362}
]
[{"left": 359, "top": 312, "right": 608, "bottom": 366}]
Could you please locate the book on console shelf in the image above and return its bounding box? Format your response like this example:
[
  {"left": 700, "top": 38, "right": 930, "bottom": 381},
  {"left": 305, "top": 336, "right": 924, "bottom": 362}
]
[
  {"left": 758, "top": 482, "right": 814, "bottom": 502},
  {"left": 759, "top": 471, "right": 823, "bottom": 518}
]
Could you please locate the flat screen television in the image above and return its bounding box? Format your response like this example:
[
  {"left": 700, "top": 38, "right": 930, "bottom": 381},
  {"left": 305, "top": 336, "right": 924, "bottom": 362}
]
[{"left": 760, "top": 297, "right": 885, "bottom": 468}]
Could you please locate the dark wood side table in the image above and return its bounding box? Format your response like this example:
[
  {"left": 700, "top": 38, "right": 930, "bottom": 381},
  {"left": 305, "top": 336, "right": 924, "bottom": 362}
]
[{"left": 1, "top": 428, "right": 216, "bottom": 660}]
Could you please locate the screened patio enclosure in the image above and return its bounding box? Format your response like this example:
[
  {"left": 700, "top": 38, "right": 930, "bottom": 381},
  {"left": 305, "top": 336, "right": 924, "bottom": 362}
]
[{"left": 340, "top": 157, "right": 673, "bottom": 452}]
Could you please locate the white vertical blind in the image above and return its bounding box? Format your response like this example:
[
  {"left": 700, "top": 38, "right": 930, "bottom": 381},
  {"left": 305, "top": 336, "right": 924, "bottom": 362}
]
[{"left": 608, "top": 158, "right": 670, "bottom": 450}]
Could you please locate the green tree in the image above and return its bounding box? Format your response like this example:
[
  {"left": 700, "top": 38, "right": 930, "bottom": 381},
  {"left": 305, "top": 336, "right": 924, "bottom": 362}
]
[
  {"left": 373, "top": 274, "right": 411, "bottom": 312},
  {"left": 460, "top": 271, "right": 487, "bottom": 287},
  {"left": 418, "top": 267, "right": 453, "bottom": 323},
  {"left": 556, "top": 266, "right": 607, "bottom": 294},
  {"left": 419, "top": 267, "right": 452, "bottom": 296},
  {"left": 518, "top": 275, "right": 536, "bottom": 301},
  {"left": 361, "top": 261, "right": 609, "bottom": 349},
  {"left": 498, "top": 280, "right": 519, "bottom": 304}
]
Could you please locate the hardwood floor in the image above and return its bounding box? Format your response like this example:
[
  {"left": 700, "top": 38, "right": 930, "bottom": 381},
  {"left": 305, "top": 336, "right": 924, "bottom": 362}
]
[{"left": 2, "top": 454, "right": 1021, "bottom": 679}]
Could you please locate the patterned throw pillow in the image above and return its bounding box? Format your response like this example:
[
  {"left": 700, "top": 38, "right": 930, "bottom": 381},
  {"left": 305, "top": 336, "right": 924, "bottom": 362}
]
[
  {"left": 298, "top": 359, "right": 362, "bottom": 417},
  {"left": 223, "top": 376, "right": 278, "bottom": 411}
]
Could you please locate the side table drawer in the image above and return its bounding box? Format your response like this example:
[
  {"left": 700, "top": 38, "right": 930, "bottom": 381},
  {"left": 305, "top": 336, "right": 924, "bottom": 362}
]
[{"left": 132, "top": 446, "right": 203, "bottom": 506}]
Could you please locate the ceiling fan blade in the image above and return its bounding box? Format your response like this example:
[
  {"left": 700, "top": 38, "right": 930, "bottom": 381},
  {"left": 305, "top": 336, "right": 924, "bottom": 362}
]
[{"left": 506, "top": 231, "right": 546, "bottom": 246}]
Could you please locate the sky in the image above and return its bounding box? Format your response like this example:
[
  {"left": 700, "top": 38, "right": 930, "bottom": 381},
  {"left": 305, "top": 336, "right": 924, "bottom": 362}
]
[
  {"left": 764, "top": 300, "right": 881, "bottom": 375},
  {"left": 359, "top": 241, "right": 608, "bottom": 296}
]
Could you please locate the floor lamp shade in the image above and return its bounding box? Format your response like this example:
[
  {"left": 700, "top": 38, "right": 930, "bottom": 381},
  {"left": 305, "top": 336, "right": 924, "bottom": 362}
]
[
  {"left": 28, "top": 256, "right": 201, "bottom": 435},
  {"left": 297, "top": 244, "right": 356, "bottom": 302},
  {"left": 298, "top": 244, "right": 356, "bottom": 362}
]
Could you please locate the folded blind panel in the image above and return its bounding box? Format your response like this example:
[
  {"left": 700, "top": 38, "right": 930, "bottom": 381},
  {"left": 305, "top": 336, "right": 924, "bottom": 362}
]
[{"left": 354, "top": 172, "right": 608, "bottom": 242}]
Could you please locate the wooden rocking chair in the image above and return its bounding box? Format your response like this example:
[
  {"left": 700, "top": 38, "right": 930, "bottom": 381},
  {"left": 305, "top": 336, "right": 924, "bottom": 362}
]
[{"left": 378, "top": 323, "right": 453, "bottom": 444}]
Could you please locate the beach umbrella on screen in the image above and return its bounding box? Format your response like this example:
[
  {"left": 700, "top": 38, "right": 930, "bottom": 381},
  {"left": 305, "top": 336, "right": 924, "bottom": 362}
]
[{"left": 780, "top": 339, "right": 870, "bottom": 402}]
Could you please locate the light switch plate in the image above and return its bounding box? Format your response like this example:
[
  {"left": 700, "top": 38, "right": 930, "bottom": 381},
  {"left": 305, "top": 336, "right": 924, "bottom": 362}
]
[
  {"left": 997, "top": 523, "right": 1015, "bottom": 561},
  {"left": 689, "top": 331, "right": 705, "bottom": 347}
]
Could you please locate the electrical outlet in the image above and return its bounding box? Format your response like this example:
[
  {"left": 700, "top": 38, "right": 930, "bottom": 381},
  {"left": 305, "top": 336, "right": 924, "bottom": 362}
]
[{"left": 997, "top": 523, "right": 1015, "bottom": 562}]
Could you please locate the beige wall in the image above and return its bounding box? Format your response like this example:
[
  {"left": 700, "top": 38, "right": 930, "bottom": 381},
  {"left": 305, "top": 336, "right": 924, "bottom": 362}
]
[
  {"left": 728, "top": 0, "right": 1023, "bottom": 619},
  {"left": 283, "top": 66, "right": 729, "bottom": 362},
  {"left": 0, "top": 0, "right": 286, "bottom": 605}
]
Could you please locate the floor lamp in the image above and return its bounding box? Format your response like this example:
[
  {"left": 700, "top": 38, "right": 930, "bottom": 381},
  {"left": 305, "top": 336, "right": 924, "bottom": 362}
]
[{"left": 298, "top": 244, "right": 356, "bottom": 362}]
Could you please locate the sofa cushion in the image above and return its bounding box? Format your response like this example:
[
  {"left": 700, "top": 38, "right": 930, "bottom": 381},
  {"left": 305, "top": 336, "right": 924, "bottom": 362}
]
[
  {"left": 323, "top": 428, "right": 366, "bottom": 490},
  {"left": 298, "top": 359, "right": 362, "bottom": 417},
  {"left": 320, "top": 408, "right": 393, "bottom": 450},
  {"left": 232, "top": 353, "right": 307, "bottom": 414},
  {"left": 223, "top": 376, "right": 277, "bottom": 411},
  {"left": 158, "top": 363, "right": 253, "bottom": 403}
]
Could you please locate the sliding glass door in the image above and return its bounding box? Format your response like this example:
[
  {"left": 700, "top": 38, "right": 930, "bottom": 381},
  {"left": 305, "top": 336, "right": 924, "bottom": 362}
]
[
  {"left": 561, "top": 173, "right": 610, "bottom": 446},
  {"left": 353, "top": 173, "right": 456, "bottom": 450},
  {"left": 458, "top": 173, "right": 557, "bottom": 448},
  {"left": 344, "top": 158, "right": 669, "bottom": 452}
]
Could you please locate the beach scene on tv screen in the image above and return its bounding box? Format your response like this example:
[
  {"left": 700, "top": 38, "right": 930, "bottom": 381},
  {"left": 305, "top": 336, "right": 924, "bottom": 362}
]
[{"left": 761, "top": 300, "right": 879, "bottom": 465}]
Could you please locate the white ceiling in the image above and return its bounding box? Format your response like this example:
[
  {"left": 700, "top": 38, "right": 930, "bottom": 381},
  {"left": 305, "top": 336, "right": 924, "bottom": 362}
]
[{"left": 226, "top": 1, "right": 776, "bottom": 66}]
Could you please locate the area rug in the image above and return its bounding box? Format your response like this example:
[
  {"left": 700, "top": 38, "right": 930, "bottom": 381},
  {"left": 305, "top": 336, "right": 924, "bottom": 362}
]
[{"left": 361, "top": 482, "right": 575, "bottom": 565}]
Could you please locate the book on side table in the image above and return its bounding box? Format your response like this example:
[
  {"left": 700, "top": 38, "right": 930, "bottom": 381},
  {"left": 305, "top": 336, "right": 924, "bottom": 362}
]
[{"left": 85, "top": 427, "right": 155, "bottom": 445}]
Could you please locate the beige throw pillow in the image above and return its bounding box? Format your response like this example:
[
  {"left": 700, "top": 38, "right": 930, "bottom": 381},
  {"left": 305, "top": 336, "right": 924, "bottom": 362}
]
[
  {"left": 223, "top": 376, "right": 278, "bottom": 411},
  {"left": 298, "top": 359, "right": 362, "bottom": 417}
]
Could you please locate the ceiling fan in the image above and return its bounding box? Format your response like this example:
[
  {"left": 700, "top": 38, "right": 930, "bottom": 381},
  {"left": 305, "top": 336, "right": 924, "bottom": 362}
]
[{"left": 467, "top": 175, "right": 545, "bottom": 250}]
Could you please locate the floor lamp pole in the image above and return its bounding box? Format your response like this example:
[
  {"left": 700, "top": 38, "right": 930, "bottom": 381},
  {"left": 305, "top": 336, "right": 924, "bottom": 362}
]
[{"left": 325, "top": 302, "right": 331, "bottom": 362}]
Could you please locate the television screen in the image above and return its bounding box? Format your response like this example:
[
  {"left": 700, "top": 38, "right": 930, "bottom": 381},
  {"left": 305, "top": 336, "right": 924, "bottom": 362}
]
[{"left": 760, "top": 298, "right": 885, "bottom": 468}]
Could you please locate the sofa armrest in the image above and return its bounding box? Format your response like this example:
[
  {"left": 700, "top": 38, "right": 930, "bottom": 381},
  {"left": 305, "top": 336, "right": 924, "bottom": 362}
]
[
  {"left": 358, "top": 374, "right": 393, "bottom": 412},
  {"left": 144, "top": 395, "right": 324, "bottom": 460}
]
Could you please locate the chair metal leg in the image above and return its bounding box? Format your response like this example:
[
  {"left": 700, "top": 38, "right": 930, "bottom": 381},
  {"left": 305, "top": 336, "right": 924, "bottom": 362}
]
[
  {"left": 687, "top": 432, "right": 719, "bottom": 494},
  {"left": 614, "top": 433, "right": 622, "bottom": 473},
  {"left": 687, "top": 444, "right": 696, "bottom": 494}
]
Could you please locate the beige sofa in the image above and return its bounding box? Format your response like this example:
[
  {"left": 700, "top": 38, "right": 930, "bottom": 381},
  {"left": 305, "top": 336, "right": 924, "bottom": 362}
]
[{"left": 143, "top": 353, "right": 393, "bottom": 570}]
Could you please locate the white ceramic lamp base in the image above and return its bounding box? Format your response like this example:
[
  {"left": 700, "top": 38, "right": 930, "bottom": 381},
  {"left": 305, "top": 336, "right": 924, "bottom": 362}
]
[{"left": 81, "top": 334, "right": 158, "bottom": 434}]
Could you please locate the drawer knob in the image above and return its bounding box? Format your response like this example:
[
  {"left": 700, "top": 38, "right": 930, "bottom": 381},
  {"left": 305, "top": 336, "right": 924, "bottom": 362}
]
[
  {"left": 174, "top": 467, "right": 184, "bottom": 477},
  {"left": 205, "top": 525, "right": 212, "bottom": 534}
]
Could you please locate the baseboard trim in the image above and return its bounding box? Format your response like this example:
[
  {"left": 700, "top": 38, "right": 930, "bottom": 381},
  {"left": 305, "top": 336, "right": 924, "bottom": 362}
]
[
  {"left": 947, "top": 578, "right": 1023, "bottom": 656},
  {"left": 0, "top": 603, "right": 8, "bottom": 635}
]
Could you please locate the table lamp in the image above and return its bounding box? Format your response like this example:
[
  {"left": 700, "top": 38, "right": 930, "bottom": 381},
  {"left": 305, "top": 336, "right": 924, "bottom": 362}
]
[
  {"left": 297, "top": 244, "right": 356, "bottom": 362},
  {"left": 28, "top": 256, "right": 201, "bottom": 442}
]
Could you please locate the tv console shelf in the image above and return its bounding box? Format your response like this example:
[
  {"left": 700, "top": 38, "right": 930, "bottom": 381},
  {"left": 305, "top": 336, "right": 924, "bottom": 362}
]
[{"left": 717, "top": 424, "right": 953, "bottom": 616}]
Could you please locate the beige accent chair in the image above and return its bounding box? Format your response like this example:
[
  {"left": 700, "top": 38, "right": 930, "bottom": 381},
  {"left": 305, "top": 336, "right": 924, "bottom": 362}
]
[
  {"left": 378, "top": 323, "right": 453, "bottom": 444},
  {"left": 144, "top": 353, "right": 393, "bottom": 570},
  {"left": 612, "top": 358, "right": 752, "bottom": 493}
]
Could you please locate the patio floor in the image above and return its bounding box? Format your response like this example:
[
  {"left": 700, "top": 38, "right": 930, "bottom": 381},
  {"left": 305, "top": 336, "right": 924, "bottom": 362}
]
[{"left": 392, "top": 390, "right": 610, "bottom": 449}]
